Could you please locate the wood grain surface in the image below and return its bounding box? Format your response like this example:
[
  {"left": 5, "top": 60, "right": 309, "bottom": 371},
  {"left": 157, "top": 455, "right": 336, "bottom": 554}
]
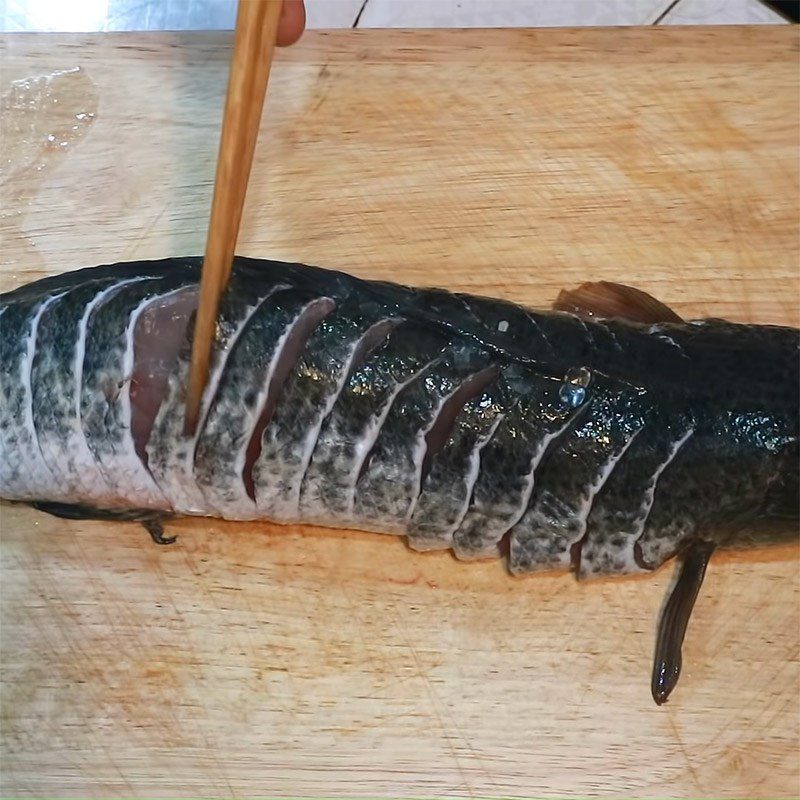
[{"left": 1, "top": 28, "right": 798, "bottom": 799}]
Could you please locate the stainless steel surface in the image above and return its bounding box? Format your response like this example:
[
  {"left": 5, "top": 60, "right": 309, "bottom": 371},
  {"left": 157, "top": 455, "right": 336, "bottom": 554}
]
[{"left": 2, "top": 0, "right": 238, "bottom": 31}]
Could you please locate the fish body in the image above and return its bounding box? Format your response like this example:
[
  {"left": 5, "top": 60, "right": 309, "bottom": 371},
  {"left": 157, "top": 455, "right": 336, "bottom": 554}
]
[{"left": 1, "top": 257, "right": 797, "bottom": 702}]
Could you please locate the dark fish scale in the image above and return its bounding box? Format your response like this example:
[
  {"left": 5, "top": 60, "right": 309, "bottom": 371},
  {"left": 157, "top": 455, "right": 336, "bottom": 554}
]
[
  {"left": 0, "top": 257, "right": 796, "bottom": 575},
  {"left": 253, "top": 295, "right": 394, "bottom": 520},
  {"left": 637, "top": 408, "right": 797, "bottom": 568},
  {"left": 579, "top": 411, "right": 694, "bottom": 577},
  {"left": 299, "top": 321, "right": 449, "bottom": 524},
  {"left": 194, "top": 287, "right": 329, "bottom": 518},
  {"left": 407, "top": 379, "right": 507, "bottom": 550},
  {"left": 80, "top": 273, "right": 193, "bottom": 509},
  {"left": 146, "top": 267, "right": 288, "bottom": 515},
  {"left": 388, "top": 284, "right": 689, "bottom": 386},
  {"left": 509, "top": 381, "right": 651, "bottom": 574},
  {"left": 404, "top": 287, "right": 562, "bottom": 367},
  {"left": 30, "top": 277, "right": 121, "bottom": 501},
  {"left": 0, "top": 295, "right": 62, "bottom": 499},
  {"left": 452, "top": 368, "right": 580, "bottom": 560},
  {"left": 353, "top": 345, "right": 491, "bottom": 532}
]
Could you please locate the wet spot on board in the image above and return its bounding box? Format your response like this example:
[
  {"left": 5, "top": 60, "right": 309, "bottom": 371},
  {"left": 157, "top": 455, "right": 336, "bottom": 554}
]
[
  {"left": 1, "top": 66, "right": 98, "bottom": 275},
  {"left": 1, "top": 66, "right": 98, "bottom": 181}
]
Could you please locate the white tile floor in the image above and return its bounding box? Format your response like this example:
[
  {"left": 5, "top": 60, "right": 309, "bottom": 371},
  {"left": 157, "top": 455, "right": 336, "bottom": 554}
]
[
  {"left": 0, "top": 0, "right": 790, "bottom": 31},
  {"left": 357, "top": 0, "right": 675, "bottom": 28},
  {"left": 659, "top": 0, "right": 788, "bottom": 24}
]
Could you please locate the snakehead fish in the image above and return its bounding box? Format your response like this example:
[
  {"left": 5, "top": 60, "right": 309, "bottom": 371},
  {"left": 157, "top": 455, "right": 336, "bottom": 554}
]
[{"left": 1, "top": 257, "right": 797, "bottom": 704}]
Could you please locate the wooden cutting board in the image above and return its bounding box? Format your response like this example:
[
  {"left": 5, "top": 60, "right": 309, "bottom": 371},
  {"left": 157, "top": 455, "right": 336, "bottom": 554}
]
[{"left": 1, "top": 28, "right": 798, "bottom": 799}]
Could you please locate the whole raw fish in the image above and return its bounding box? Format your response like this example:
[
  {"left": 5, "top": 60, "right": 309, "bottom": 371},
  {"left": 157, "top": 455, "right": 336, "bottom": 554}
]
[{"left": 1, "top": 257, "right": 797, "bottom": 704}]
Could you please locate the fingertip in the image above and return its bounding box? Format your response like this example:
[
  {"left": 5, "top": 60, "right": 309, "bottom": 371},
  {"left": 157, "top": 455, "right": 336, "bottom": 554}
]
[{"left": 276, "top": 0, "right": 306, "bottom": 47}]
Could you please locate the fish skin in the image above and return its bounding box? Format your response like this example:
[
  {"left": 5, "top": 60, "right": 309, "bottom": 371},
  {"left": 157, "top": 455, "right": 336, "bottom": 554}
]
[
  {"left": 146, "top": 269, "right": 289, "bottom": 515},
  {"left": 79, "top": 273, "right": 194, "bottom": 509},
  {"left": 0, "top": 256, "right": 797, "bottom": 574},
  {"left": 508, "top": 381, "right": 650, "bottom": 574},
  {"left": 1, "top": 294, "right": 64, "bottom": 500},
  {"left": 578, "top": 411, "right": 695, "bottom": 578},
  {"left": 192, "top": 287, "right": 332, "bottom": 518},
  {"left": 30, "top": 277, "right": 126, "bottom": 503},
  {"left": 254, "top": 304, "right": 398, "bottom": 522},
  {"left": 407, "top": 374, "right": 506, "bottom": 551},
  {"left": 452, "top": 368, "right": 582, "bottom": 560},
  {"left": 298, "top": 320, "right": 448, "bottom": 526},
  {"left": 352, "top": 343, "right": 491, "bottom": 533}
]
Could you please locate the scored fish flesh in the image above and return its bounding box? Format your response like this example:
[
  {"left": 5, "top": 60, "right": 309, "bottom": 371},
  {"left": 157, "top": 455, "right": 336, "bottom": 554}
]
[{"left": 1, "top": 256, "right": 797, "bottom": 705}]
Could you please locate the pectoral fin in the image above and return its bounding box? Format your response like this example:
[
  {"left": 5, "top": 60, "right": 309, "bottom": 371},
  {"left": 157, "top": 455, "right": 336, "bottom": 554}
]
[
  {"left": 651, "top": 540, "right": 715, "bottom": 705},
  {"left": 31, "top": 501, "right": 175, "bottom": 545}
]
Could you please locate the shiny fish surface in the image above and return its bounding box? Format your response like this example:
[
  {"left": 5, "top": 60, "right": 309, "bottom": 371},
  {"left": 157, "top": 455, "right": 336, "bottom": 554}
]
[{"left": 1, "top": 257, "right": 797, "bottom": 704}]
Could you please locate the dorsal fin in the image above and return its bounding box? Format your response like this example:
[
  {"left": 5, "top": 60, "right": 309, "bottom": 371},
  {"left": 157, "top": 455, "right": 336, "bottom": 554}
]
[{"left": 554, "top": 281, "right": 683, "bottom": 324}]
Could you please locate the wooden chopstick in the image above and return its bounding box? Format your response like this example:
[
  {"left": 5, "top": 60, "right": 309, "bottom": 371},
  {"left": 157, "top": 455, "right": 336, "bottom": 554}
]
[{"left": 184, "top": 0, "right": 283, "bottom": 435}]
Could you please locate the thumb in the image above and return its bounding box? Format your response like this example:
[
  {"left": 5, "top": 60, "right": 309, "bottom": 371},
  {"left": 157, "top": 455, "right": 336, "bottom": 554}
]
[{"left": 276, "top": 0, "right": 306, "bottom": 47}]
